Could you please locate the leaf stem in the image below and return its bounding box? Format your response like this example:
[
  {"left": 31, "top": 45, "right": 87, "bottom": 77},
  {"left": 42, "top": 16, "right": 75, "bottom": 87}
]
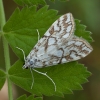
[{"left": 0, "top": 0, "right": 13, "bottom": 100}]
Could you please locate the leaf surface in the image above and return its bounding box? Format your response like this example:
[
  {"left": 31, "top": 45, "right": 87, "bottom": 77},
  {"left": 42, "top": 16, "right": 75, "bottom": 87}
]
[
  {"left": 9, "top": 60, "right": 91, "bottom": 96},
  {"left": 3, "top": 6, "right": 93, "bottom": 96}
]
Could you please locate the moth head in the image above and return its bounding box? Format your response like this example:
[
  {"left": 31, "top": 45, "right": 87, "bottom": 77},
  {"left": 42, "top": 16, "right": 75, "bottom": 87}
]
[
  {"left": 23, "top": 57, "right": 37, "bottom": 69},
  {"left": 23, "top": 57, "right": 35, "bottom": 69}
]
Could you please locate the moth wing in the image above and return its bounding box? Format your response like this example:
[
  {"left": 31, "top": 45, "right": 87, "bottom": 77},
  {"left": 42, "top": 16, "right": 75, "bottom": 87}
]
[
  {"left": 59, "top": 36, "right": 93, "bottom": 64},
  {"left": 33, "top": 13, "right": 74, "bottom": 55},
  {"left": 44, "top": 13, "right": 75, "bottom": 39},
  {"left": 35, "top": 36, "right": 93, "bottom": 67}
]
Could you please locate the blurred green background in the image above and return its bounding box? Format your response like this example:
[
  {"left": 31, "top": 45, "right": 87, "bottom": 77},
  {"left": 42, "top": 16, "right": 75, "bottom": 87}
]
[{"left": 0, "top": 0, "right": 100, "bottom": 100}]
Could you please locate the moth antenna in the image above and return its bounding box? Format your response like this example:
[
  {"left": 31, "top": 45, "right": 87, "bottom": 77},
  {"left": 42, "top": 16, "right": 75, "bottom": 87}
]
[
  {"left": 36, "top": 29, "right": 40, "bottom": 42},
  {"left": 16, "top": 47, "right": 26, "bottom": 61},
  {"left": 30, "top": 68, "right": 34, "bottom": 89},
  {"left": 32, "top": 68, "right": 56, "bottom": 91}
]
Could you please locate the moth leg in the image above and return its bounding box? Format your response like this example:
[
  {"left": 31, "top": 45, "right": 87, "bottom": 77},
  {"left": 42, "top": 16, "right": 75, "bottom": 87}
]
[{"left": 32, "top": 68, "right": 56, "bottom": 91}]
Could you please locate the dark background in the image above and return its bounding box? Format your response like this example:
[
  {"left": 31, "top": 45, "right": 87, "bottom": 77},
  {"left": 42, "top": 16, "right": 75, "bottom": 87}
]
[{"left": 0, "top": 0, "right": 100, "bottom": 100}]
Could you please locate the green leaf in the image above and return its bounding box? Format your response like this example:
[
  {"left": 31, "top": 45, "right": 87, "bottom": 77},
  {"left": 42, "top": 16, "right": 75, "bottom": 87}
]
[
  {"left": 13, "top": 0, "right": 46, "bottom": 6},
  {"left": 4, "top": 5, "right": 92, "bottom": 96},
  {"left": 3, "top": 6, "right": 58, "bottom": 60},
  {"left": 0, "top": 70, "right": 6, "bottom": 89},
  {"left": 75, "top": 19, "right": 93, "bottom": 43},
  {"left": 9, "top": 60, "right": 91, "bottom": 96},
  {"left": 16, "top": 95, "right": 26, "bottom": 100},
  {"left": 16, "top": 94, "right": 42, "bottom": 100}
]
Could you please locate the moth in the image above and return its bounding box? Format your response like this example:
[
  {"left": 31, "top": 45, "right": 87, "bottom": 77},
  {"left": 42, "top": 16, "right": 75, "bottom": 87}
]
[
  {"left": 23, "top": 13, "right": 93, "bottom": 69},
  {"left": 17, "top": 13, "right": 93, "bottom": 91}
]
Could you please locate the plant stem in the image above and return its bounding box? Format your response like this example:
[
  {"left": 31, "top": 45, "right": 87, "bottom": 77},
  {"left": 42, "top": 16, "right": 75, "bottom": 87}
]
[{"left": 0, "top": 0, "right": 13, "bottom": 100}]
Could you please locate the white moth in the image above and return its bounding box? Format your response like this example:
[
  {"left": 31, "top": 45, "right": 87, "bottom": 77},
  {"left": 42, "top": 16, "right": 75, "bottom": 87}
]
[{"left": 17, "top": 13, "right": 93, "bottom": 91}]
